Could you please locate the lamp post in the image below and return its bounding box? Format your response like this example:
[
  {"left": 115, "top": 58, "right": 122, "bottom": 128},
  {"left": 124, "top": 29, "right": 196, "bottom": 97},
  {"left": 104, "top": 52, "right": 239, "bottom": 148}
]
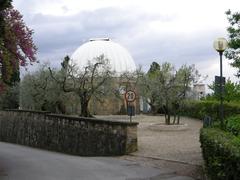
[{"left": 213, "top": 37, "right": 228, "bottom": 128}]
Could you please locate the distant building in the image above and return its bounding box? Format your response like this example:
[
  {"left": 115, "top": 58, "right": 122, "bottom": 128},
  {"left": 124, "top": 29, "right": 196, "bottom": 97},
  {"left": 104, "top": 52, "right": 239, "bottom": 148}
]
[{"left": 193, "top": 83, "right": 206, "bottom": 100}]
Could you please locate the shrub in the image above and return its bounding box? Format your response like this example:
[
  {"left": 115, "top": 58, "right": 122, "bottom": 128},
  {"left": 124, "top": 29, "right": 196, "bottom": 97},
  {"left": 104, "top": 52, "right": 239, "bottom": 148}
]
[
  {"left": 0, "top": 84, "right": 19, "bottom": 109},
  {"left": 226, "top": 115, "right": 240, "bottom": 136},
  {"left": 182, "top": 100, "right": 240, "bottom": 121},
  {"left": 200, "top": 128, "right": 240, "bottom": 180}
]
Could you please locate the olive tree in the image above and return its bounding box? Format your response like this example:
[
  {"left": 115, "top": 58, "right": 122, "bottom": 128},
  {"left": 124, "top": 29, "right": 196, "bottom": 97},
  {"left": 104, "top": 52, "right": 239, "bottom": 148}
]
[
  {"left": 49, "top": 55, "right": 114, "bottom": 117},
  {"left": 20, "top": 64, "right": 69, "bottom": 113},
  {"left": 139, "top": 62, "right": 199, "bottom": 124}
]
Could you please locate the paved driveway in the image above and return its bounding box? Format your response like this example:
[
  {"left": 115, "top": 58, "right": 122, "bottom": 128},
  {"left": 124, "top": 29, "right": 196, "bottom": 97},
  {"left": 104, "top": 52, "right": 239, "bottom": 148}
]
[{"left": 0, "top": 142, "right": 193, "bottom": 180}]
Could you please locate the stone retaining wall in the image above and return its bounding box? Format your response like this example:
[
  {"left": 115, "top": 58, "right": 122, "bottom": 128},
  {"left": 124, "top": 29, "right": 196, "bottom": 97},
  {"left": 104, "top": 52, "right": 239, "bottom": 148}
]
[{"left": 0, "top": 110, "right": 138, "bottom": 156}]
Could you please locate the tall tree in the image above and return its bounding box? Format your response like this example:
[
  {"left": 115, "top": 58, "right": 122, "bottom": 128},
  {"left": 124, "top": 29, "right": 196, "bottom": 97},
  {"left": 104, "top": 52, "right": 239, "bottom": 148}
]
[
  {"left": 0, "top": 5, "right": 37, "bottom": 85},
  {"left": 139, "top": 62, "right": 162, "bottom": 114},
  {"left": 225, "top": 10, "right": 240, "bottom": 76},
  {"left": 148, "top": 61, "right": 160, "bottom": 75}
]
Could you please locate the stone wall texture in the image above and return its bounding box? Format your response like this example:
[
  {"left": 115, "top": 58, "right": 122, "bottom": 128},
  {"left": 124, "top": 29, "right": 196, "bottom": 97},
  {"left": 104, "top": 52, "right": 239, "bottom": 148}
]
[{"left": 0, "top": 110, "right": 138, "bottom": 156}]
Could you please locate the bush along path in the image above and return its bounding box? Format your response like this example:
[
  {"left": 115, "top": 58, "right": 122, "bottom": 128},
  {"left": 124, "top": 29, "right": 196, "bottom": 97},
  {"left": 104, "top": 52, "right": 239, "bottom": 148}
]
[
  {"left": 200, "top": 115, "right": 240, "bottom": 180},
  {"left": 181, "top": 100, "right": 240, "bottom": 121}
]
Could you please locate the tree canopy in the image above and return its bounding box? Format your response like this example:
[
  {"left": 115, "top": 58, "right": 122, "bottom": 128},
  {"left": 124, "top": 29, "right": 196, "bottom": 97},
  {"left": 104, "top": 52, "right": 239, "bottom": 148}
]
[
  {"left": 49, "top": 55, "right": 115, "bottom": 117},
  {"left": 20, "top": 64, "right": 69, "bottom": 113},
  {"left": 207, "top": 78, "right": 240, "bottom": 102},
  {"left": 0, "top": 0, "right": 12, "bottom": 37},
  {"left": 139, "top": 62, "right": 199, "bottom": 124},
  {"left": 0, "top": 3, "right": 37, "bottom": 86},
  {"left": 225, "top": 10, "right": 240, "bottom": 76}
]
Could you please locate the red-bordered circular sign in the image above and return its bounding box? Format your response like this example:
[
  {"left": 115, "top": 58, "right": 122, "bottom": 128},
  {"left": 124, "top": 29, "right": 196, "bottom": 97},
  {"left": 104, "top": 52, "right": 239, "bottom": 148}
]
[{"left": 125, "top": 90, "right": 136, "bottom": 102}]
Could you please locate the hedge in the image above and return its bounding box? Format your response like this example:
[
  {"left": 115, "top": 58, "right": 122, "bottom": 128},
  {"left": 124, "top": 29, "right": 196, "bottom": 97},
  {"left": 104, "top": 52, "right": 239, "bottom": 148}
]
[
  {"left": 226, "top": 115, "right": 240, "bottom": 136},
  {"left": 200, "top": 128, "right": 240, "bottom": 180},
  {"left": 181, "top": 100, "right": 240, "bottom": 121}
]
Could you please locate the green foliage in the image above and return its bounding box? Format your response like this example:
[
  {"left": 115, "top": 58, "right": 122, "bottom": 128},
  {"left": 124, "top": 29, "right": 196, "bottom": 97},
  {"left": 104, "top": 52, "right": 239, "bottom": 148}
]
[
  {"left": 226, "top": 115, "right": 240, "bottom": 136},
  {"left": 200, "top": 128, "right": 240, "bottom": 180},
  {"left": 0, "top": 0, "right": 12, "bottom": 11},
  {"left": 140, "top": 62, "right": 199, "bottom": 124},
  {"left": 147, "top": 61, "right": 160, "bottom": 76},
  {"left": 20, "top": 64, "right": 71, "bottom": 113},
  {"left": 49, "top": 55, "right": 115, "bottom": 117},
  {"left": 225, "top": 10, "right": 240, "bottom": 76},
  {"left": 0, "top": 4, "right": 36, "bottom": 88},
  {"left": 139, "top": 62, "right": 199, "bottom": 124},
  {"left": 182, "top": 100, "right": 240, "bottom": 121},
  {"left": 207, "top": 78, "right": 240, "bottom": 102},
  {"left": 0, "top": 0, "right": 12, "bottom": 37},
  {"left": 0, "top": 83, "right": 19, "bottom": 109}
]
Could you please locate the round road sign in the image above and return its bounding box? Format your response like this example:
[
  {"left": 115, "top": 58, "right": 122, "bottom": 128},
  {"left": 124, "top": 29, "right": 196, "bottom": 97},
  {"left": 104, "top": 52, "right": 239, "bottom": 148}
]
[{"left": 125, "top": 90, "right": 136, "bottom": 102}]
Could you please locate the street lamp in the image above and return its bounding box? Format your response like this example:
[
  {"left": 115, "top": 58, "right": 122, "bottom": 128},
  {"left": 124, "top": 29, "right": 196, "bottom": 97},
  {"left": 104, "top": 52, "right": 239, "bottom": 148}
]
[{"left": 213, "top": 37, "right": 228, "bottom": 128}]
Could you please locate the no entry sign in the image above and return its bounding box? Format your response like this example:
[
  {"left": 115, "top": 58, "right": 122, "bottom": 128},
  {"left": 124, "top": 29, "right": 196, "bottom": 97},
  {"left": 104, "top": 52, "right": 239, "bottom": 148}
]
[{"left": 125, "top": 90, "right": 136, "bottom": 102}]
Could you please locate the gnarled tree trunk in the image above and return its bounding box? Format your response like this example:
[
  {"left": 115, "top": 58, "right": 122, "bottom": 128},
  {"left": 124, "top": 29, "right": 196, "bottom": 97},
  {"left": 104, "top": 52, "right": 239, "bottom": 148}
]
[{"left": 80, "top": 92, "right": 92, "bottom": 117}]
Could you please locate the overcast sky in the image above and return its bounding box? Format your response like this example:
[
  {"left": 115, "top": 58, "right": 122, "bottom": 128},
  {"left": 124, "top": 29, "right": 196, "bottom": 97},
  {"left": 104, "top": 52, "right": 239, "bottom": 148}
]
[{"left": 13, "top": 0, "right": 240, "bottom": 88}]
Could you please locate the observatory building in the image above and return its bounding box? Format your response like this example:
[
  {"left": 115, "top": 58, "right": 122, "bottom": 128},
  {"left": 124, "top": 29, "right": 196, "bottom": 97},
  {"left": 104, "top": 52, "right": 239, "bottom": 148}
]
[
  {"left": 71, "top": 38, "right": 139, "bottom": 115},
  {"left": 71, "top": 38, "right": 136, "bottom": 73}
]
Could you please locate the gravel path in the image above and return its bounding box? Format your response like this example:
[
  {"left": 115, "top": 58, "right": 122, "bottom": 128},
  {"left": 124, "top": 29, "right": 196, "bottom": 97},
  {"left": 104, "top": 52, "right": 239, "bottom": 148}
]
[
  {"left": 97, "top": 115, "right": 204, "bottom": 179},
  {"left": 133, "top": 115, "right": 203, "bottom": 165}
]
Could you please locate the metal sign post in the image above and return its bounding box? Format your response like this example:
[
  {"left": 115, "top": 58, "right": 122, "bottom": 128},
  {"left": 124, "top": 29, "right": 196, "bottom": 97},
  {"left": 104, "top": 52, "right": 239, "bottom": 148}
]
[
  {"left": 215, "top": 76, "right": 225, "bottom": 94},
  {"left": 125, "top": 90, "right": 136, "bottom": 122}
]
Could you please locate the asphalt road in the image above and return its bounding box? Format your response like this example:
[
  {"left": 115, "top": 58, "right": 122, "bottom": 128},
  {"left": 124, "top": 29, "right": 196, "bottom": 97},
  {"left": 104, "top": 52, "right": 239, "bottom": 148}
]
[{"left": 0, "top": 142, "right": 194, "bottom": 180}]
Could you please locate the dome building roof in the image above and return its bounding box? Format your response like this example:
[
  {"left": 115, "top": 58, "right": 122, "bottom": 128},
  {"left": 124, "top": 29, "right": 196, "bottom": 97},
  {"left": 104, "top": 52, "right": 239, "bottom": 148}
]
[{"left": 71, "top": 38, "right": 136, "bottom": 73}]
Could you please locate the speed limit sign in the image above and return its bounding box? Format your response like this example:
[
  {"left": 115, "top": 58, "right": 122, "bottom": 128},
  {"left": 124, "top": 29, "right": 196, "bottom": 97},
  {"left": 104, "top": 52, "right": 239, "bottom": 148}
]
[{"left": 125, "top": 90, "right": 136, "bottom": 102}]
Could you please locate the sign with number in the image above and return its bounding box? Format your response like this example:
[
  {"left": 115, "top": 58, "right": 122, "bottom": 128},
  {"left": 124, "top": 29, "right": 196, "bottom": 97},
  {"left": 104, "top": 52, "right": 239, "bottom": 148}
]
[{"left": 125, "top": 90, "right": 136, "bottom": 102}]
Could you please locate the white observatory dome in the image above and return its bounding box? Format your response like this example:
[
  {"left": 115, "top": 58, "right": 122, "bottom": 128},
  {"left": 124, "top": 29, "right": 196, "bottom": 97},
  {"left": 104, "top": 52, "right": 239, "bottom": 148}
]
[{"left": 71, "top": 38, "right": 136, "bottom": 73}]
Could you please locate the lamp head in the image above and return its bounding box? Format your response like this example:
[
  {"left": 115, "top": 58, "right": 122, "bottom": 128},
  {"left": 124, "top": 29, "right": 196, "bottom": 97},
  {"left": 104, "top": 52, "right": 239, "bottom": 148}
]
[{"left": 213, "top": 38, "right": 228, "bottom": 52}]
